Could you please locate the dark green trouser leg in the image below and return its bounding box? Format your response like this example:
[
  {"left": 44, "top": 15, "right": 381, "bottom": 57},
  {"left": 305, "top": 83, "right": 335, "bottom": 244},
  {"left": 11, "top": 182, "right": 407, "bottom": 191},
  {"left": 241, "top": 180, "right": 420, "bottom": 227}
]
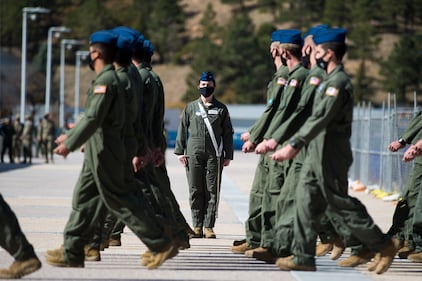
[
  {"left": 246, "top": 155, "right": 269, "bottom": 248},
  {"left": 261, "top": 156, "right": 288, "bottom": 249},
  {"left": 412, "top": 179, "right": 422, "bottom": 253},
  {"left": 0, "top": 194, "right": 36, "bottom": 261}
]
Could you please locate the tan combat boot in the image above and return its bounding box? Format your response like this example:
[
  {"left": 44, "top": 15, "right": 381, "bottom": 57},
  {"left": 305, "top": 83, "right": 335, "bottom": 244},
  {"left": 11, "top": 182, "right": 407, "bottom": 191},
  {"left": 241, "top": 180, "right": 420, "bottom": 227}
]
[
  {"left": 253, "top": 249, "right": 276, "bottom": 263},
  {"left": 204, "top": 228, "right": 216, "bottom": 239},
  {"left": 330, "top": 237, "right": 345, "bottom": 260},
  {"left": 45, "top": 248, "right": 84, "bottom": 268},
  {"left": 84, "top": 246, "right": 101, "bottom": 261},
  {"left": 145, "top": 244, "right": 178, "bottom": 270},
  {"left": 407, "top": 252, "right": 422, "bottom": 262},
  {"left": 276, "top": 257, "right": 316, "bottom": 271},
  {"left": 338, "top": 250, "right": 375, "bottom": 267},
  {"left": 231, "top": 242, "right": 254, "bottom": 254},
  {"left": 0, "top": 257, "right": 41, "bottom": 279},
  {"left": 368, "top": 238, "right": 399, "bottom": 274},
  {"left": 244, "top": 247, "right": 268, "bottom": 258},
  {"left": 191, "top": 227, "right": 203, "bottom": 238},
  {"left": 233, "top": 238, "right": 246, "bottom": 246},
  {"left": 315, "top": 242, "right": 333, "bottom": 256},
  {"left": 108, "top": 238, "right": 121, "bottom": 246}
]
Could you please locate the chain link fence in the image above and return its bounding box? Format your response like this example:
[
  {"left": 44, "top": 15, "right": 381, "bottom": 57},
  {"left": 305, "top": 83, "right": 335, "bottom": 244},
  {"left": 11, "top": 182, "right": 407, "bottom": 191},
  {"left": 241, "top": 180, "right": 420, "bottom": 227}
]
[{"left": 350, "top": 93, "right": 420, "bottom": 194}]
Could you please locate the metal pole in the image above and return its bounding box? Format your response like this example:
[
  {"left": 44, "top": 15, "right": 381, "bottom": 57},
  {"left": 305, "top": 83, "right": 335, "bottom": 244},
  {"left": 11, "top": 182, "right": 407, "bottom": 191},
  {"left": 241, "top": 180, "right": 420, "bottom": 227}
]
[
  {"left": 20, "top": 9, "right": 27, "bottom": 123},
  {"left": 60, "top": 39, "right": 81, "bottom": 129},
  {"left": 20, "top": 7, "right": 50, "bottom": 123},
  {"left": 74, "top": 51, "right": 89, "bottom": 121},
  {"left": 45, "top": 26, "right": 70, "bottom": 114}
]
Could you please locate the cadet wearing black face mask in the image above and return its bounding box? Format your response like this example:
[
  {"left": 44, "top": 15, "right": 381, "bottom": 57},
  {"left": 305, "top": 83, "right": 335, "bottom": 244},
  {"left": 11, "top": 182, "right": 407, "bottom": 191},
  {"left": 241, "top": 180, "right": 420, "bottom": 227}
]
[{"left": 174, "top": 71, "right": 234, "bottom": 239}]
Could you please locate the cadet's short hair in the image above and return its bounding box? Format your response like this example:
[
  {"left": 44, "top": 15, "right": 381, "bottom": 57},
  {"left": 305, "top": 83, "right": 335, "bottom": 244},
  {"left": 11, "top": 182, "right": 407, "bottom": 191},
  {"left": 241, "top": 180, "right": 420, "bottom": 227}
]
[
  {"left": 320, "top": 42, "right": 347, "bottom": 61},
  {"left": 279, "top": 43, "right": 302, "bottom": 59},
  {"left": 91, "top": 42, "right": 116, "bottom": 64}
]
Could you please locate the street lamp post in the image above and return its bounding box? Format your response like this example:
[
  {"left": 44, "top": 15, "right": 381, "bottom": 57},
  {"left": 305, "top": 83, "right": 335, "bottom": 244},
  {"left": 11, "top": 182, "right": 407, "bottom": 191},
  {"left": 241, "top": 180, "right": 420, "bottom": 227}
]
[
  {"left": 74, "top": 51, "right": 89, "bottom": 122},
  {"left": 45, "top": 26, "right": 70, "bottom": 114},
  {"left": 20, "top": 7, "right": 50, "bottom": 123},
  {"left": 59, "top": 39, "right": 81, "bottom": 129}
]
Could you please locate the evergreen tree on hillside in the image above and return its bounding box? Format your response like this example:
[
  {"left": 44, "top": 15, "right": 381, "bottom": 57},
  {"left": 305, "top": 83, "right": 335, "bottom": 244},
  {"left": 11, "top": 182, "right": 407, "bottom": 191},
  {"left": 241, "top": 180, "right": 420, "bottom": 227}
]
[
  {"left": 183, "top": 3, "right": 222, "bottom": 103},
  {"left": 219, "top": 13, "right": 266, "bottom": 103},
  {"left": 348, "top": 0, "right": 380, "bottom": 102},
  {"left": 322, "top": 0, "right": 350, "bottom": 27},
  {"left": 148, "top": 0, "right": 186, "bottom": 63},
  {"left": 380, "top": 34, "right": 422, "bottom": 103}
]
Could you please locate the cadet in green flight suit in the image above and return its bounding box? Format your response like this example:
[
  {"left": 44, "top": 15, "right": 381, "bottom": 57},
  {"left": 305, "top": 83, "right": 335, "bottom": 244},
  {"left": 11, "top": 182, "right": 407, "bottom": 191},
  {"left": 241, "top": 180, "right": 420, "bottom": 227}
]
[
  {"left": 387, "top": 111, "right": 422, "bottom": 261},
  {"left": 231, "top": 31, "right": 289, "bottom": 254},
  {"left": 175, "top": 71, "right": 234, "bottom": 239},
  {"left": 254, "top": 26, "right": 327, "bottom": 261},
  {"left": 248, "top": 29, "right": 309, "bottom": 258},
  {"left": 0, "top": 194, "right": 41, "bottom": 279},
  {"left": 272, "top": 28, "right": 397, "bottom": 274},
  {"left": 45, "top": 30, "right": 177, "bottom": 270}
]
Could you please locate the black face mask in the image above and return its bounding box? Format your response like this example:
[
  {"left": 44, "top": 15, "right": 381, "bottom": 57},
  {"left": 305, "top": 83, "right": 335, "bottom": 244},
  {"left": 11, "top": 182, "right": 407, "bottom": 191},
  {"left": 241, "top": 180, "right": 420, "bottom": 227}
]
[
  {"left": 199, "top": 87, "right": 214, "bottom": 97},
  {"left": 301, "top": 54, "right": 310, "bottom": 69},
  {"left": 87, "top": 55, "right": 98, "bottom": 71},
  {"left": 280, "top": 56, "right": 287, "bottom": 66},
  {"left": 316, "top": 52, "right": 328, "bottom": 71}
]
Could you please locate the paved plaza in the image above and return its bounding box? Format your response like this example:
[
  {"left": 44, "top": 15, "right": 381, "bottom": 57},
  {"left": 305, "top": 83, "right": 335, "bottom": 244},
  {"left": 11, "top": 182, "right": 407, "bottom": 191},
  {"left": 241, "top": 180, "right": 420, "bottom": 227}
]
[{"left": 1, "top": 149, "right": 421, "bottom": 280}]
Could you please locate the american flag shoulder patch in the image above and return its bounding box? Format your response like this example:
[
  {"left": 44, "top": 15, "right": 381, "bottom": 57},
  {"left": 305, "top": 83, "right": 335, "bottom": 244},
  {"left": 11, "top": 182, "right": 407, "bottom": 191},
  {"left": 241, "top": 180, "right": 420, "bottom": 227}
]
[
  {"left": 94, "top": 85, "right": 107, "bottom": 94},
  {"left": 289, "top": 79, "right": 298, "bottom": 87},
  {"left": 309, "top": 76, "right": 321, "bottom": 86},
  {"left": 277, "top": 77, "right": 286, "bottom": 85},
  {"left": 325, "top": 87, "right": 339, "bottom": 97}
]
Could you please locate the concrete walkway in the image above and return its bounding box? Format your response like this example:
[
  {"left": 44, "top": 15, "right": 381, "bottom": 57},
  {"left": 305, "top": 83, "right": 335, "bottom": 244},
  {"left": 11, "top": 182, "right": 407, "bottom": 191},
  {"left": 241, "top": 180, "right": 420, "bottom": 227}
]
[{"left": 0, "top": 149, "right": 421, "bottom": 280}]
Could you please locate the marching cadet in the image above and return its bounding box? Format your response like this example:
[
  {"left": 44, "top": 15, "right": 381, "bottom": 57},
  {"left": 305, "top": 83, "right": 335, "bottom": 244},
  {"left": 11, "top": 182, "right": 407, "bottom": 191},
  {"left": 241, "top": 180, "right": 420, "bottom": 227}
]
[
  {"left": 174, "top": 71, "right": 234, "bottom": 239},
  {"left": 251, "top": 25, "right": 327, "bottom": 262},
  {"left": 386, "top": 111, "right": 422, "bottom": 262},
  {"left": 45, "top": 30, "right": 178, "bottom": 270},
  {"left": 0, "top": 193, "right": 41, "bottom": 279},
  {"left": 12, "top": 115, "right": 23, "bottom": 163},
  {"left": 231, "top": 30, "right": 289, "bottom": 254},
  {"left": 246, "top": 29, "right": 308, "bottom": 259},
  {"left": 21, "top": 115, "right": 35, "bottom": 164},
  {"left": 39, "top": 113, "right": 56, "bottom": 164},
  {"left": 271, "top": 28, "right": 398, "bottom": 274}
]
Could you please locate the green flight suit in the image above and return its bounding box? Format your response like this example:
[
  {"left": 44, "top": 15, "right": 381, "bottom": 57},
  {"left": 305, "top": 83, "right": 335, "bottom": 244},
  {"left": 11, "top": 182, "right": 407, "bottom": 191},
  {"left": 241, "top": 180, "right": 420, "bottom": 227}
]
[
  {"left": 271, "top": 66, "right": 325, "bottom": 256},
  {"left": 0, "top": 193, "right": 37, "bottom": 261},
  {"left": 40, "top": 117, "right": 56, "bottom": 163},
  {"left": 260, "top": 64, "right": 308, "bottom": 249},
  {"left": 388, "top": 111, "right": 422, "bottom": 250},
  {"left": 174, "top": 97, "right": 234, "bottom": 228},
  {"left": 290, "top": 64, "right": 389, "bottom": 267},
  {"left": 245, "top": 65, "right": 289, "bottom": 247},
  {"left": 149, "top": 66, "right": 190, "bottom": 241},
  {"left": 12, "top": 120, "right": 23, "bottom": 162},
  {"left": 62, "top": 65, "right": 171, "bottom": 264},
  {"left": 21, "top": 119, "right": 35, "bottom": 164},
  {"left": 135, "top": 63, "right": 180, "bottom": 235},
  {"left": 411, "top": 128, "right": 422, "bottom": 253}
]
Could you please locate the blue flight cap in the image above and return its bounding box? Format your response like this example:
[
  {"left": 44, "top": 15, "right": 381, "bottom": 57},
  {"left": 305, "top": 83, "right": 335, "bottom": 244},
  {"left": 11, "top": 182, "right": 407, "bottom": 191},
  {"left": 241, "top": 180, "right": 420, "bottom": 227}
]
[
  {"left": 143, "top": 40, "right": 154, "bottom": 56},
  {"left": 89, "top": 30, "right": 117, "bottom": 46},
  {"left": 271, "top": 30, "right": 284, "bottom": 42},
  {"left": 313, "top": 28, "right": 347, "bottom": 45},
  {"left": 199, "top": 71, "right": 215, "bottom": 82},
  {"left": 277, "top": 29, "right": 303, "bottom": 46},
  {"left": 112, "top": 26, "right": 144, "bottom": 49},
  {"left": 303, "top": 24, "right": 329, "bottom": 38}
]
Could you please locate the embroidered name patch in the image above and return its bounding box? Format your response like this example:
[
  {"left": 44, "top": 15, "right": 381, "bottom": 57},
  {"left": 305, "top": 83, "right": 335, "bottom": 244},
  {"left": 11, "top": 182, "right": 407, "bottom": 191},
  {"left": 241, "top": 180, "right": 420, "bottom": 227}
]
[
  {"left": 325, "top": 87, "right": 339, "bottom": 97},
  {"left": 94, "top": 85, "right": 107, "bottom": 94},
  {"left": 309, "top": 77, "right": 321, "bottom": 86},
  {"left": 277, "top": 77, "right": 286, "bottom": 85},
  {"left": 208, "top": 109, "right": 219, "bottom": 115},
  {"left": 289, "top": 79, "right": 298, "bottom": 87}
]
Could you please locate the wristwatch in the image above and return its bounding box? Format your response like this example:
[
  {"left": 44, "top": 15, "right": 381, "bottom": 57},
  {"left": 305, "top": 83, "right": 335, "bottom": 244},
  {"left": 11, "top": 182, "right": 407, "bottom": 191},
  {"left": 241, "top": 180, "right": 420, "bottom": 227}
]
[
  {"left": 289, "top": 138, "right": 303, "bottom": 150},
  {"left": 398, "top": 138, "right": 407, "bottom": 146}
]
